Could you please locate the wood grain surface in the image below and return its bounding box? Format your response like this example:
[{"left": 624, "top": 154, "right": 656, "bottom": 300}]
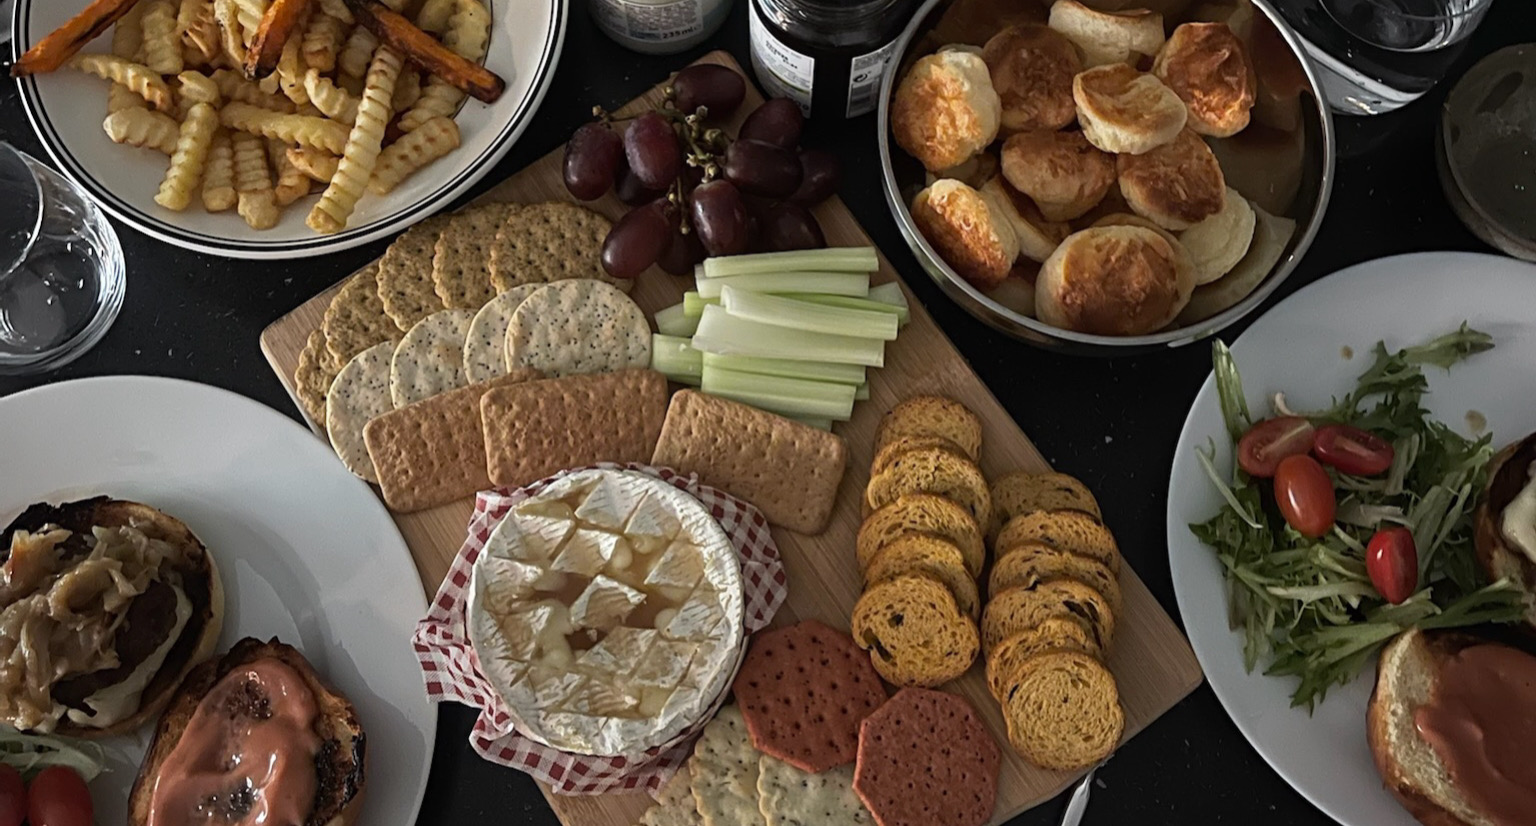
[{"left": 260, "top": 51, "right": 1203, "bottom": 826}]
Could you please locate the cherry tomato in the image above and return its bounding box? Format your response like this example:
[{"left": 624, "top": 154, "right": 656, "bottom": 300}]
[
  {"left": 0, "top": 765, "right": 25, "bottom": 826},
  {"left": 1313, "top": 424, "right": 1395, "bottom": 476},
  {"left": 27, "top": 767, "right": 91, "bottom": 826},
  {"left": 1274, "top": 454, "right": 1336, "bottom": 538},
  {"left": 1237, "top": 416, "right": 1316, "bottom": 478},
  {"left": 1367, "top": 527, "right": 1419, "bottom": 604}
]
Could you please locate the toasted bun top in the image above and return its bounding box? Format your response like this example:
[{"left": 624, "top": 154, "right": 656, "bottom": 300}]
[
  {"left": 1116, "top": 128, "right": 1227, "bottom": 229},
  {"left": 1000, "top": 129, "right": 1115, "bottom": 213},
  {"left": 0, "top": 498, "right": 224, "bottom": 738},
  {"left": 983, "top": 24, "right": 1082, "bottom": 132},
  {"left": 1036, "top": 225, "right": 1192, "bottom": 336},
  {"left": 1048, "top": 0, "right": 1165, "bottom": 67},
  {"left": 1073, "top": 63, "right": 1187, "bottom": 155},
  {"left": 1152, "top": 22, "right": 1256, "bottom": 138},
  {"left": 892, "top": 50, "right": 1003, "bottom": 172},
  {"left": 912, "top": 179, "right": 1020, "bottom": 292}
]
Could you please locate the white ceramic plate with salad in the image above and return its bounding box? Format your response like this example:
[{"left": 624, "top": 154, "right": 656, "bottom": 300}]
[{"left": 1166, "top": 252, "right": 1536, "bottom": 826}]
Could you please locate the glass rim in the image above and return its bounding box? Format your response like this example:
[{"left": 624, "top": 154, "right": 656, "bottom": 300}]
[{"left": 1339, "top": 0, "right": 1494, "bottom": 22}]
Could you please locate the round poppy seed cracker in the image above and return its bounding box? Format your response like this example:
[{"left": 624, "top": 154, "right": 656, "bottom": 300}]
[
  {"left": 433, "top": 202, "right": 519, "bottom": 309},
  {"left": 377, "top": 214, "right": 453, "bottom": 332},
  {"left": 294, "top": 329, "right": 341, "bottom": 429},
  {"left": 506, "top": 279, "right": 651, "bottom": 378},
  {"left": 486, "top": 201, "right": 620, "bottom": 293},
  {"left": 327, "top": 340, "right": 398, "bottom": 483},
  {"left": 853, "top": 688, "right": 1000, "bottom": 826},
  {"left": 321, "top": 264, "right": 393, "bottom": 367},
  {"left": 733, "top": 620, "right": 888, "bottom": 773},
  {"left": 463, "top": 284, "right": 540, "bottom": 384},
  {"left": 757, "top": 757, "right": 872, "bottom": 826},
  {"left": 391, "top": 308, "right": 476, "bottom": 408}
]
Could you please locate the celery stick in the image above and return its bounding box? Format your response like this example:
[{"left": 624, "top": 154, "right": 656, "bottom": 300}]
[
  {"left": 702, "top": 247, "right": 879, "bottom": 278},
  {"left": 855, "top": 383, "right": 869, "bottom": 401},
  {"left": 788, "top": 416, "right": 834, "bottom": 431},
  {"left": 779, "top": 293, "right": 910, "bottom": 326},
  {"left": 721, "top": 286, "right": 899, "bottom": 341},
  {"left": 691, "top": 305, "right": 885, "bottom": 367},
  {"left": 651, "top": 334, "right": 702, "bottom": 384},
  {"left": 701, "top": 353, "right": 866, "bottom": 385},
  {"left": 695, "top": 272, "right": 869, "bottom": 300},
  {"left": 867, "top": 282, "right": 908, "bottom": 307},
  {"left": 701, "top": 366, "right": 856, "bottom": 420},
  {"left": 654, "top": 302, "right": 699, "bottom": 337},
  {"left": 682, "top": 291, "right": 720, "bottom": 318}
]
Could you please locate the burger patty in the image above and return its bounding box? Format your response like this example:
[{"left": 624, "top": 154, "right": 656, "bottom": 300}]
[{"left": 51, "top": 578, "right": 182, "bottom": 710}]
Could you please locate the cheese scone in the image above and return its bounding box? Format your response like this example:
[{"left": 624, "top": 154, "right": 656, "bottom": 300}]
[
  {"left": 1153, "top": 22, "right": 1256, "bottom": 138},
  {"left": 1073, "top": 64, "right": 1186, "bottom": 155},
  {"left": 892, "top": 49, "right": 1002, "bottom": 173},
  {"left": 1000, "top": 129, "right": 1116, "bottom": 222},
  {"left": 1036, "top": 225, "right": 1196, "bottom": 336},
  {"left": 982, "top": 24, "right": 1081, "bottom": 132},
  {"left": 1116, "top": 128, "right": 1227, "bottom": 230},
  {"left": 1048, "top": 0, "right": 1165, "bottom": 67},
  {"left": 912, "top": 179, "right": 1020, "bottom": 291}
]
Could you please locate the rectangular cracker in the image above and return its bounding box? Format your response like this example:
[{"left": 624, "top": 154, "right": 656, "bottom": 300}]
[
  {"left": 480, "top": 368, "right": 668, "bottom": 489},
  {"left": 651, "top": 390, "right": 849, "bottom": 535},
  {"left": 364, "top": 368, "right": 543, "bottom": 512}
]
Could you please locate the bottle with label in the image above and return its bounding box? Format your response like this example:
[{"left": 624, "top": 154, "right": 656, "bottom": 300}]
[
  {"left": 748, "top": 0, "right": 919, "bottom": 120},
  {"left": 591, "top": 0, "right": 735, "bottom": 55}
]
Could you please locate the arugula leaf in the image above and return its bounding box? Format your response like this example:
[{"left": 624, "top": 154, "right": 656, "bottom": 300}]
[{"left": 1212, "top": 340, "right": 1252, "bottom": 442}]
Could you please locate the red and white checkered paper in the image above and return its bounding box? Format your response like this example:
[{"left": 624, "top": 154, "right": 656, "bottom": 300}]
[{"left": 412, "top": 462, "right": 787, "bottom": 795}]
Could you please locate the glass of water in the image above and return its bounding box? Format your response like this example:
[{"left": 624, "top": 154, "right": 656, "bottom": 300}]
[
  {"left": 1275, "top": 0, "right": 1494, "bottom": 115},
  {"left": 0, "top": 143, "right": 125, "bottom": 375}
]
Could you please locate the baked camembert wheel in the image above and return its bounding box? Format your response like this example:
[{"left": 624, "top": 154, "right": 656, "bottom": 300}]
[
  {"left": 0, "top": 498, "right": 223, "bottom": 737},
  {"left": 467, "top": 469, "right": 745, "bottom": 755}
]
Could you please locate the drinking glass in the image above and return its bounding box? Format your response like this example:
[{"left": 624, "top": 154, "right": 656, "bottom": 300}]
[
  {"left": 1275, "top": 0, "right": 1494, "bottom": 115},
  {"left": 0, "top": 143, "right": 125, "bottom": 375}
]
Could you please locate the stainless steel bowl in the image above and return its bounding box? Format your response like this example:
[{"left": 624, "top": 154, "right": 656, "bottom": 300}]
[{"left": 877, "top": 0, "right": 1336, "bottom": 355}]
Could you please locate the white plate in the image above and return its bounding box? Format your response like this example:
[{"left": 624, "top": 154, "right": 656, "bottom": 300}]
[
  {"left": 0, "top": 376, "right": 435, "bottom": 824},
  {"left": 10, "top": 0, "right": 566, "bottom": 259},
  {"left": 1166, "top": 252, "right": 1536, "bottom": 826}
]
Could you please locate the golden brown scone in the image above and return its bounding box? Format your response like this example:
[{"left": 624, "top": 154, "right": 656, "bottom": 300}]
[
  {"left": 1152, "top": 22, "right": 1256, "bottom": 138},
  {"left": 925, "top": 151, "right": 999, "bottom": 190},
  {"left": 982, "top": 176, "right": 1071, "bottom": 263},
  {"left": 1036, "top": 225, "right": 1196, "bottom": 336},
  {"left": 1179, "top": 186, "right": 1255, "bottom": 284},
  {"left": 1116, "top": 128, "right": 1226, "bottom": 230},
  {"left": 989, "top": 262, "right": 1040, "bottom": 316},
  {"left": 892, "top": 49, "right": 1002, "bottom": 173},
  {"left": 912, "top": 179, "right": 1020, "bottom": 292},
  {"left": 983, "top": 24, "right": 1082, "bottom": 133},
  {"left": 1176, "top": 201, "right": 1295, "bottom": 326},
  {"left": 1000, "top": 130, "right": 1116, "bottom": 222},
  {"left": 1091, "top": 211, "right": 1178, "bottom": 244},
  {"left": 1048, "top": 0, "right": 1165, "bottom": 68},
  {"left": 1073, "top": 64, "right": 1187, "bottom": 155}
]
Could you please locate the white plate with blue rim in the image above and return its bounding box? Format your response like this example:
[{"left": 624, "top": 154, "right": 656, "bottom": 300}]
[
  {"left": 0, "top": 376, "right": 434, "bottom": 825},
  {"left": 1166, "top": 252, "right": 1536, "bottom": 825},
  {"left": 10, "top": 0, "right": 565, "bottom": 259}
]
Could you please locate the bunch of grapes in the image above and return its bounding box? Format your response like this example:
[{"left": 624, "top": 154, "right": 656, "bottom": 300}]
[{"left": 561, "top": 64, "right": 843, "bottom": 281}]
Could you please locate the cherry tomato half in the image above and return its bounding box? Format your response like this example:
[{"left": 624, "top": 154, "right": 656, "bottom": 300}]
[
  {"left": 1274, "top": 454, "right": 1336, "bottom": 538},
  {"left": 1237, "top": 416, "right": 1316, "bottom": 478},
  {"left": 1313, "top": 424, "right": 1395, "bottom": 477},
  {"left": 27, "top": 766, "right": 91, "bottom": 826},
  {"left": 0, "top": 765, "right": 25, "bottom": 826},
  {"left": 1367, "top": 527, "right": 1419, "bottom": 604}
]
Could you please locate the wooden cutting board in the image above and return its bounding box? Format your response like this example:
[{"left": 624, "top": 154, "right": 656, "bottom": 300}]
[{"left": 260, "top": 50, "right": 1203, "bottom": 826}]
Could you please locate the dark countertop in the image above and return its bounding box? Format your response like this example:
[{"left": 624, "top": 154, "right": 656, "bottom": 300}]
[{"left": 2, "top": 2, "right": 1531, "bottom": 824}]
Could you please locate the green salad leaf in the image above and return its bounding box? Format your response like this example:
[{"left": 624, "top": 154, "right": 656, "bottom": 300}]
[{"left": 1191, "top": 325, "right": 1522, "bottom": 710}]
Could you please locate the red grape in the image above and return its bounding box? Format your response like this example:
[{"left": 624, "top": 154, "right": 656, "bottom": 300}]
[
  {"left": 563, "top": 122, "right": 623, "bottom": 201},
  {"left": 624, "top": 112, "right": 682, "bottom": 190},
  {"left": 602, "top": 200, "right": 675, "bottom": 280},
  {"left": 672, "top": 65, "right": 746, "bottom": 119},
  {"left": 723, "top": 139, "right": 802, "bottom": 198},
  {"left": 691, "top": 179, "right": 751, "bottom": 256},
  {"left": 789, "top": 148, "right": 841, "bottom": 205},
  {"left": 615, "top": 164, "right": 665, "bottom": 206},
  {"left": 658, "top": 226, "right": 707, "bottom": 275},
  {"left": 739, "top": 98, "right": 804, "bottom": 149},
  {"left": 760, "top": 202, "right": 826, "bottom": 252}
]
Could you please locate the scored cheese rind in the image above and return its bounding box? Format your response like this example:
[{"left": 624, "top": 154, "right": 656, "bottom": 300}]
[{"left": 466, "top": 469, "right": 745, "bottom": 756}]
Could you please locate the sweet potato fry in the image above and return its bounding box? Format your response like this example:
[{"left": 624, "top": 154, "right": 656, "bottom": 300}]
[
  {"left": 343, "top": 0, "right": 503, "bottom": 103},
  {"left": 12, "top": 0, "right": 146, "bottom": 77},
  {"left": 244, "top": 0, "right": 312, "bottom": 78}
]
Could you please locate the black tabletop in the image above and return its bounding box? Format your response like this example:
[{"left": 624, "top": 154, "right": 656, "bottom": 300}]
[{"left": 2, "top": 2, "right": 1532, "bottom": 824}]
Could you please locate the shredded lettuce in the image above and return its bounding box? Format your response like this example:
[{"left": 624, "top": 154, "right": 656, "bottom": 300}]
[
  {"left": 0, "top": 726, "right": 105, "bottom": 780},
  {"left": 1189, "top": 325, "right": 1521, "bottom": 710}
]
